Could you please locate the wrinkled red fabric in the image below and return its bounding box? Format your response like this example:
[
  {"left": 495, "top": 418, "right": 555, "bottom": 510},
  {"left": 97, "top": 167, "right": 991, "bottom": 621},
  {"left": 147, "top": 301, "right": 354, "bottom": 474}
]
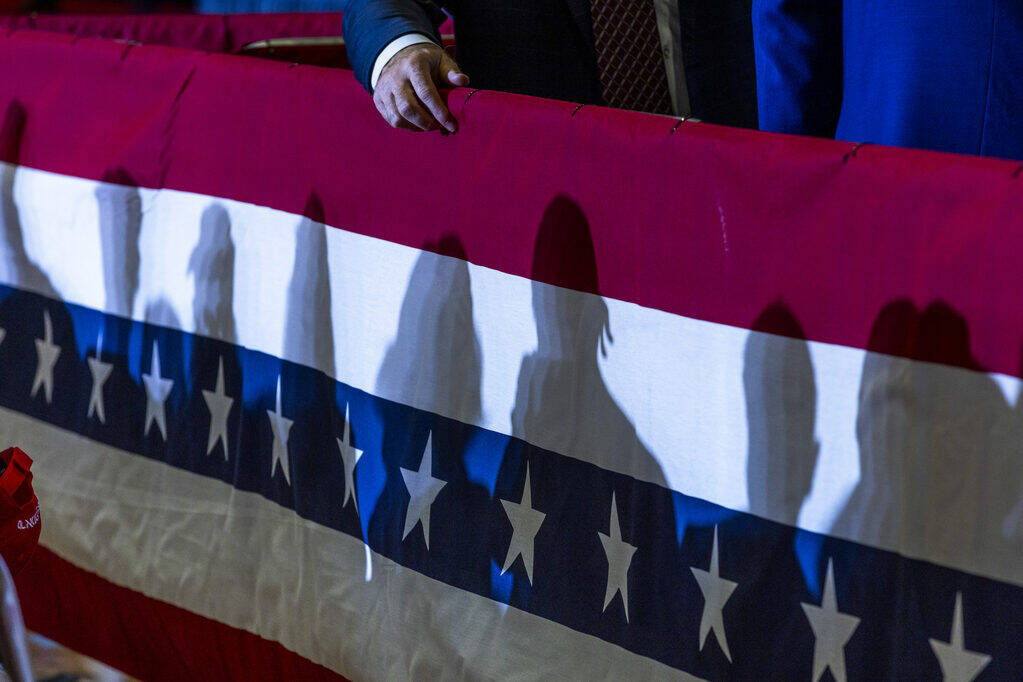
[{"left": 15, "top": 549, "right": 346, "bottom": 682}]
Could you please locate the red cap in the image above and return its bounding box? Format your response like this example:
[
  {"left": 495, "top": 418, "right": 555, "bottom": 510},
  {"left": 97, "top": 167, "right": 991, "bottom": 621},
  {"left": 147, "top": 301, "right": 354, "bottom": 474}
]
[{"left": 0, "top": 448, "right": 40, "bottom": 574}]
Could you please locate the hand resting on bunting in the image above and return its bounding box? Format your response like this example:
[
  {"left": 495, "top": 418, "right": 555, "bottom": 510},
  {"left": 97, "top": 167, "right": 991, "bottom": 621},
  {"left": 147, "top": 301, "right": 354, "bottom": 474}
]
[{"left": 373, "top": 42, "right": 469, "bottom": 133}]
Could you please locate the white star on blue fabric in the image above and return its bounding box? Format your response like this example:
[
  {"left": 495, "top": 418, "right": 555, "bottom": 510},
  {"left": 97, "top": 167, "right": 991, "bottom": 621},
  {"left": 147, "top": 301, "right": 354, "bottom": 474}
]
[
  {"left": 929, "top": 592, "right": 991, "bottom": 681},
  {"left": 31, "top": 310, "right": 60, "bottom": 404},
  {"left": 500, "top": 463, "right": 546, "bottom": 584},
  {"left": 400, "top": 431, "right": 447, "bottom": 550},
  {"left": 801, "top": 559, "right": 860, "bottom": 682},
  {"left": 337, "top": 404, "right": 363, "bottom": 513},
  {"left": 142, "top": 340, "right": 173, "bottom": 440},
  {"left": 86, "top": 331, "right": 113, "bottom": 423},
  {"left": 202, "top": 356, "right": 234, "bottom": 459},
  {"left": 599, "top": 492, "right": 637, "bottom": 622},
  {"left": 266, "top": 376, "right": 294, "bottom": 485},
  {"left": 690, "top": 526, "right": 738, "bottom": 662}
]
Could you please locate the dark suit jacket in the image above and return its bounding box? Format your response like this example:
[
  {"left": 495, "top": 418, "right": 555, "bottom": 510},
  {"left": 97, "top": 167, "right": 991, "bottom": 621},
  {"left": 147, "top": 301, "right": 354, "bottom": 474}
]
[
  {"left": 753, "top": 0, "right": 1023, "bottom": 160},
  {"left": 342, "top": 0, "right": 757, "bottom": 127}
]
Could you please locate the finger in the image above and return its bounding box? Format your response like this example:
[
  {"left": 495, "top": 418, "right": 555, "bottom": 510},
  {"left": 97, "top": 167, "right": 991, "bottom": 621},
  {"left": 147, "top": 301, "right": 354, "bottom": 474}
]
[
  {"left": 409, "top": 67, "right": 456, "bottom": 133},
  {"left": 375, "top": 92, "right": 405, "bottom": 130},
  {"left": 391, "top": 91, "right": 431, "bottom": 131},
  {"left": 378, "top": 91, "right": 417, "bottom": 131},
  {"left": 394, "top": 85, "right": 436, "bottom": 131},
  {"left": 438, "top": 54, "right": 470, "bottom": 88},
  {"left": 374, "top": 92, "right": 392, "bottom": 122}
]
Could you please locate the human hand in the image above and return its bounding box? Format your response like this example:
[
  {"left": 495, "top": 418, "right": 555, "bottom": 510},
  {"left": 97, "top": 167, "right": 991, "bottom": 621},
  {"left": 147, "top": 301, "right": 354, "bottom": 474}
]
[{"left": 373, "top": 42, "right": 469, "bottom": 133}]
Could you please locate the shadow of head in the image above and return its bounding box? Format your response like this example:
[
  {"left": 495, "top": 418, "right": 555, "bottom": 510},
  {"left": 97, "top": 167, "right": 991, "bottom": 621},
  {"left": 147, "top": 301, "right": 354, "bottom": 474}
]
[
  {"left": 865, "top": 299, "right": 981, "bottom": 370},
  {"left": 743, "top": 301, "right": 819, "bottom": 525},
  {"left": 530, "top": 195, "right": 611, "bottom": 359},
  {"left": 0, "top": 101, "right": 57, "bottom": 298},
  {"left": 282, "top": 191, "right": 335, "bottom": 372},
  {"left": 302, "top": 191, "right": 325, "bottom": 225},
  {"left": 188, "top": 203, "right": 236, "bottom": 341},
  {"left": 0, "top": 101, "right": 26, "bottom": 164},
  {"left": 835, "top": 299, "right": 1014, "bottom": 550},
  {"left": 856, "top": 299, "right": 988, "bottom": 455},
  {"left": 375, "top": 232, "right": 481, "bottom": 422},
  {"left": 95, "top": 167, "right": 142, "bottom": 319}
]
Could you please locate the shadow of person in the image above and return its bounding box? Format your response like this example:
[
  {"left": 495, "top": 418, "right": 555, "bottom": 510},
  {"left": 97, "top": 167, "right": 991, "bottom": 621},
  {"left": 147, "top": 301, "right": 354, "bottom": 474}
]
[
  {"left": 0, "top": 102, "right": 80, "bottom": 441},
  {"left": 510, "top": 196, "right": 666, "bottom": 485},
  {"left": 370, "top": 235, "right": 484, "bottom": 566},
  {"left": 183, "top": 203, "right": 241, "bottom": 475},
  {"left": 507, "top": 196, "right": 679, "bottom": 654},
  {"left": 188, "top": 203, "right": 236, "bottom": 344},
  {"left": 822, "top": 300, "right": 1020, "bottom": 677},
  {"left": 283, "top": 193, "right": 334, "bottom": 376},
  {"left": 743, "top": 302, "right": 819, "bottom": 527},
  {"left": 0, "top": 101, "right": 56, "bottom": 298},
  {"left": 833, "top": 300, "right": 1014, "bottom": 573},
  {"left": 96, "top": 168, "right": 142, "bottom": 319},
  {"left": 376, "top": 235, "right": 482, "bottom": 423},
  {"left": 261, "top": 193, "right": 339, "bottom": 502}
]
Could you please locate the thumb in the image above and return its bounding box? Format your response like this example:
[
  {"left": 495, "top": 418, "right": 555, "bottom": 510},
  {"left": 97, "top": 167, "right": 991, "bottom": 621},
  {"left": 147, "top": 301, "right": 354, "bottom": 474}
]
[{"left": 438, "top": 53, "right": 469, "bottom": 88}]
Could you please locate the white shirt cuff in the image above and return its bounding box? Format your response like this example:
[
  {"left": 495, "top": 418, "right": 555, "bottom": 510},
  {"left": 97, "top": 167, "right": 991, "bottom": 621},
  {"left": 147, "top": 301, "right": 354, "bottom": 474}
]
[{"left": 370, "top": 33, "right": 437, "bottom": 90}]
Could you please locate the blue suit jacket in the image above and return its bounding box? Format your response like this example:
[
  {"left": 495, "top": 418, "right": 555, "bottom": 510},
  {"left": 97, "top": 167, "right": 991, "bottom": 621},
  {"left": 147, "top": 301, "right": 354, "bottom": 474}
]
[
  {"left": 341, "top": 0, "right": 448, "bottom": 93},
  {"left": 753, "top": 0, "right": 1023, "bottom": 160}
]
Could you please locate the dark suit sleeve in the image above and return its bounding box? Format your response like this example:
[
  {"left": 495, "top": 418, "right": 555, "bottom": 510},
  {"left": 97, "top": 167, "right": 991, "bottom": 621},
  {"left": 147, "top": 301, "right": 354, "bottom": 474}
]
[
  {"left": 751, "top": 0, "right": 843, "bottom": 138},
  {"left": 342, "top": 0, "right": 448, "bottom": 93}
]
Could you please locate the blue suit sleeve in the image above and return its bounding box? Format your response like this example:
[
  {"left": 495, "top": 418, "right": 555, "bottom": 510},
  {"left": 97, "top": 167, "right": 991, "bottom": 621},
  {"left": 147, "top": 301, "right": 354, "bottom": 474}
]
[
  {"left": 752, "top": 0, "right": 843, "bottom": 138},
  {"left": 342, "top": 0, "right": 447, "bottom": 93}
]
